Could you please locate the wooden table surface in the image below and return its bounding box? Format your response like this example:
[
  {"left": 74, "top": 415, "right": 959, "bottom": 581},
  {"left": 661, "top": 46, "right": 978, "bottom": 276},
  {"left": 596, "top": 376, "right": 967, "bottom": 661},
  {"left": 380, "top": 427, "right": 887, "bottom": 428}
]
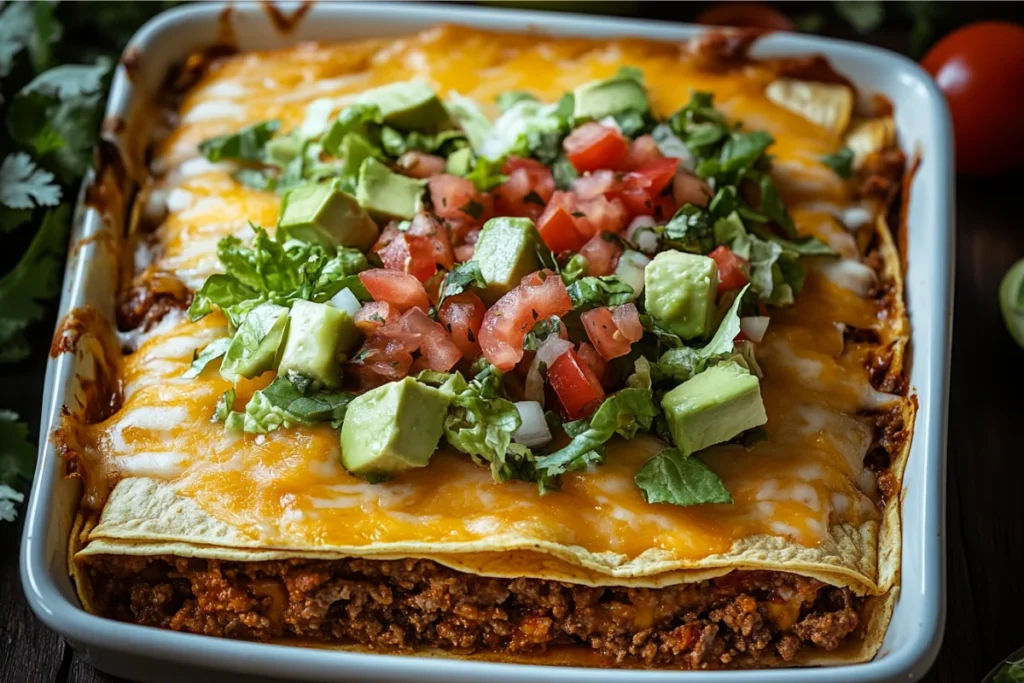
[{"left": 3, "top": 6, "right": 1024, "bottom": 680}]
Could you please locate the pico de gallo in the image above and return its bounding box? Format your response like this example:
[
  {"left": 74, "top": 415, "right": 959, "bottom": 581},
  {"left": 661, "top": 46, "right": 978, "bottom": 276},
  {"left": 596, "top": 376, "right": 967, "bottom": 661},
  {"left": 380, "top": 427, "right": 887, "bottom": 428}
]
[{"left": 185, "top": 68, "right": 837, "bottom": 505}]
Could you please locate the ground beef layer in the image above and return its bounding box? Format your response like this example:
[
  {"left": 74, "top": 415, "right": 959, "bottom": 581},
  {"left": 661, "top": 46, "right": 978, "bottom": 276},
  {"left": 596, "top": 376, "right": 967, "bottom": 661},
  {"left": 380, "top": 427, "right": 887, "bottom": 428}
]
[{"left": 81, "top": 555, "right": 862, "bottom": 669}]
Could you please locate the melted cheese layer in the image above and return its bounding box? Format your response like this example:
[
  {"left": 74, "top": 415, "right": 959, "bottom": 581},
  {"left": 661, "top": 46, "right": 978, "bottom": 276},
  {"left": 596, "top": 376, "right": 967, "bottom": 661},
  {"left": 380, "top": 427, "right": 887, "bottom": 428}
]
[{"left": 80, "top": 27, "right": 901, "bottom": 572}]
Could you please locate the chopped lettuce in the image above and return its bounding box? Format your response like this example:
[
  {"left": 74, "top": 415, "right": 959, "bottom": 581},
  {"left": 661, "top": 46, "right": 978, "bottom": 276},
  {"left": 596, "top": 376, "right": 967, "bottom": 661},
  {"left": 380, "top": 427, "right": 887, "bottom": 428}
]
[
  {"left": 182, "top": 337, "right": 231, "bottom": 379},
  {"left": 656, "top": 284, "right": 749, "bottom": 381},
  {"left": 241, "top": 377, "right": 353, "bottom": 434},
  {"left": 634, "top": 447, "right": 732, "bottom": 506},
  {"left": 566, "top": 275, "right": 634, "bottom": 311},
  {"left": 199, "top": 120, "right": 280, "bottom": 163}
]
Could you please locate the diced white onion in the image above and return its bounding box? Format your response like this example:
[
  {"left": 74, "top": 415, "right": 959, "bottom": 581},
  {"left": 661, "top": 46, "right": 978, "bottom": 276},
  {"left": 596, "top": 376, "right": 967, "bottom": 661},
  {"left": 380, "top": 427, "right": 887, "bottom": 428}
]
[
  {"left": 512, "top": 401, "right": 552, "bottom": 448},
  {"left": 626, "top": 215, "right": 659, "bottom": 255},
  {"left": 328, "top": 288, "right": 362, "bottom": 317},
  {"left": 615, "top": 250, "right": 650, "bottom": 297},
  {"left": 841, "top": 206, "right": 872, "bottom": 230},
  {"left": 740, "top": 316, "right": 770, "bottom": 343},
  {"left": 598, "top": 115, "right": 622, "bottom": 133},
  {"left": 525, "top": 335, "right": 573, "bottom": 403}
]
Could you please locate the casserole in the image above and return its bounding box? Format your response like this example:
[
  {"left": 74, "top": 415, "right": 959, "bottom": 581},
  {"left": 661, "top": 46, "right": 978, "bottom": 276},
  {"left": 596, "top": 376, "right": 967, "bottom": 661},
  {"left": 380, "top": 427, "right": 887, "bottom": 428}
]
[{"left": 21, "top": 3, "right": 953, "bottom": 682}]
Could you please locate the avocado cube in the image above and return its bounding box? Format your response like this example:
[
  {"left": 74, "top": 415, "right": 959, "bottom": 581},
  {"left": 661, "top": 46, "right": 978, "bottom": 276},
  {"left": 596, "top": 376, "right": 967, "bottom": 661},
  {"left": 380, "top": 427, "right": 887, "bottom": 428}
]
[
  {"left": 572, "top": 75, "right": 650, "bottom": 122},
  {"left": 445, "top": 147, "right": 473, "bottom": 177},
  {"left": 471, "top": 217, "right": 544, "bottom": 305},
  {"left": 661, "top": 361, "right": 767, "bottom": 456},
  {"left": 220, "top": 303, "right": 289, "bottom": 382},
  {"left": 279, "top": 179, "right": 379, "bottom": 252},
  {"left": 356, "top": 80, "right": 451, "bottom": 133},
  {"left": 644, "top": 250, "right": 719, "bottom": 340},
  {"left": 340, "top": 377, "right": 451, "bottom": 479},
  {"left": 339, "top": 132, "right": 377, "bottom": 178},
  {"left": 277, "top": 300, "right": 356, "bottom": 390},
  {"left": 356, "top": 157, "right": 425, "bottom": 222}
]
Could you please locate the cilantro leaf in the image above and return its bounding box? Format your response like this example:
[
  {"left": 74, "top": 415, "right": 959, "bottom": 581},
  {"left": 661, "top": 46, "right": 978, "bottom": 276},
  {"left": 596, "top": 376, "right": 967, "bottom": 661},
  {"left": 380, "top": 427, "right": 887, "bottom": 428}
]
[
  {"left": 821, "top": 146, "right": 855, "bottom": 178},
  {"left": 0, "top": 410, "right": 35, "bottom": 487},
  {"left": 439, "top": 260, "right": 486, "bottom": 306},
  {"left": 834, "top": 0, "right": 884, "bottom": 34},
  {"left": 464, "top": 155, "right": 507, "bottom": 192},
  {"left": 0, "top": 152, "right": 61, "bottom": 209},
  {"left": 0, "top": 2, "right": 36, "bottom": 80},
  {"left": 634, "top": 448, "right": 732, "bottom": 506},
  {"left": 566, "top": 275, "right": 634, "bottom": 311},
  {"left": 199, "top": 120, "right": 280, "bottom": 163},
  {"left": 663, "top": 204, "right": 715, "bottom": 254},
  {"left": 0, "top": 205, "right": 69, "bottom": 362}
]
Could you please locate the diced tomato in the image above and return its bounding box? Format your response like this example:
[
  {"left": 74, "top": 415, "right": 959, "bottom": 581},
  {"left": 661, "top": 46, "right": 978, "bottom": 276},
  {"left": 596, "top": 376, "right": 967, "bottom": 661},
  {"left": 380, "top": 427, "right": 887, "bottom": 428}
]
[
  {"left": 612, "top": 303, "right": 644, "bottom": 342},
  {"left": 372, "top": 223, "right": 402, "bottom": 253},
  {"left": 407, "top": 212, "right": 454, "bottom": 270},
  {"left": 563, "top": 122, "right": 628, "bottom": 173},
  {"left": 354, "top": 301, "right": 399, "bottom": 336},
  {"left": 571, "top": 170, "right": 621, "bottom": 200},
  {"left": 479, "top": 270, "right": 573, "bottom": 371},
  {"left": 575, "top": 194, "right": 628, "bottom": 236},
  {"left": 538, "top": 192, "right": 587, "bottom": 253},
  {"left": 548, "top": 349, "right": 606, "bottom": 419},
  {"left": 581, "top": 303, "right": 643, "bottom": 361},
  {"left": 494, "top": 156, "right": 555, "bottom": 220},
  {"left": 438, "top": 291, "right": 485, "bottom": 360},
  {"left": 454, "top": 244, "right": 475, "bottom": 262},
  {"left": 622, "top": 134, "right": 663, "bottom": 170},
  {"left": 377, "top": 233, "right": 437, "bottom": 283},
  {"left": 400, "top": 307, "right": 462, "bottom": 372},
  {"left": 581, "top": 309, "right": 623, "bottom": 360},
  {"left": 577, "top": 341, "right": 608, "bottom": 385},
  {"left": 579, "top": 233, "right": 623, "bottom": 276},
  {"left": 397, "top": 151, "right": 446, "bottom": 179},
  {"left": 630, "top": 157, "right": 680, "bottom": 198},
  {"left": 359, "top": 269, "right": 430, "bottom": 312},
  {"left": 651, "top": 193, "right": 676, "bottom": 221},
  {"left": 708, "top": 246, "right": 750, "bottom": 295},
  {"left": 428, "top": 174, "right": 492, "bottom": 223}
]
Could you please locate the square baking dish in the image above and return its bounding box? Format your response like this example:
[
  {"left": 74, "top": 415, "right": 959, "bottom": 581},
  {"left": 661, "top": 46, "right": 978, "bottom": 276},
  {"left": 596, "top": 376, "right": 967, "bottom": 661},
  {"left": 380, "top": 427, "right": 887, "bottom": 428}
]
[{"left": 20, "top": 3, "right": 954, "bottom": 682}]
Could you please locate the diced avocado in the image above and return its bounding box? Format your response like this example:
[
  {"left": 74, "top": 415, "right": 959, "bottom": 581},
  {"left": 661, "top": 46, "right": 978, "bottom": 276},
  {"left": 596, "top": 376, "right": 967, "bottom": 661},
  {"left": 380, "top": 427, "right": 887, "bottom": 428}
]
[
  {"left": 356, "top": 80, "right": 451, "bottom": 133},
  {"left": 279, "top": 179, "right": 380, "bottom": 252},
  {"left": 471, "top": 217, "right": 544, "bottom": 305},
  {"left": 445, "top": 147, "right": 473, "bottom": 176},
  {"left": 220, "top": 303, "right": 289, "bottom": 382},
  {"left": 340, "top": 376, "right": 451, "bottom": 479},
  {"left": 339, "top": 132, "right": 378, "bottom": 178},
  {"left": 572, "top": 75, "right": 649, "bottom": 122},
  {"left": 661, "top": 361, "right": 767, "bottom": 456},
  {"left": 277, "top": 300, "right": 356, "bottom": 389},
  {"left": 644, "top": 250, "right": 718, "bottom": 340},
  {"left": 355, "top": 157, "right": 425, "bottom": 222}
]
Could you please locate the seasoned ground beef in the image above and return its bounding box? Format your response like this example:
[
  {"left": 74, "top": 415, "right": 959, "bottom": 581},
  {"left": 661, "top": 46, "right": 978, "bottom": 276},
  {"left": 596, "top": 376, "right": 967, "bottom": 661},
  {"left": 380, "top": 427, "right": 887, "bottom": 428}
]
[{"left": 81, "top": 555, "right": 862, "bottom": 669}]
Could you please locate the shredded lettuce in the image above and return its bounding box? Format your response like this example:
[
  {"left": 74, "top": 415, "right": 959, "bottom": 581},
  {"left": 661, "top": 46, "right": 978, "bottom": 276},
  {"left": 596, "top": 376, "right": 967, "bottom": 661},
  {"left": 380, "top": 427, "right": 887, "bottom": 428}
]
[
  {"left": 241, "top": 377, "right": 353, "bottom": 434},
  {"left": 655, "top": 284, "right": 750, "bottom": 382},
  {"left": 634, "top": 447, "right": 732, "bottom": 506},
  {"left": 199, "top": 120, "right": 280, "bottom": 163},
  {"left": 182, "top": 337, "right": 231, "bottom": 379}
]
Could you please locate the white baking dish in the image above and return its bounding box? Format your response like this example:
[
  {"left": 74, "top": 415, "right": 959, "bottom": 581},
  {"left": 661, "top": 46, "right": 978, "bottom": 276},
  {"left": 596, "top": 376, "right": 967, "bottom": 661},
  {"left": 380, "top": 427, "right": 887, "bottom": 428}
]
[{"left": 20, "top": 3, "right": 954, "bottom": 681}]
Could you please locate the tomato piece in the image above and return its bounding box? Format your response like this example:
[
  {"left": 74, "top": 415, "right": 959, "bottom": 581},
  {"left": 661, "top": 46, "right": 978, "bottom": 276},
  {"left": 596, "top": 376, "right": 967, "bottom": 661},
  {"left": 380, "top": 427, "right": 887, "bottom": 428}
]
[
  {"left": 479, "top": 270, "right": 573, "bottom": 371},
  {"left": 428, "top": 174, "right": 492, "bottom": 222},
  {"left": 612, "top": 303, "right": 644, "bottom": 342},
  {"left": 454, "top": 244, "right": 475, "bottom": 262},
  {"left": 696, "top": 2, "right": 795, "bottom": 31},
  {"left": 651, "top": 194, "right": 676, "bottom": 222},
  {"left": 358, "top": 269, "right": 430, "bottom": 312},
  {"left": 622, "top": 134, "right": 663, "bottom": 170},
  {"left": 372, "top": 223, "right": 401, "bottom": 254},
  {"left": 577, "top": 341, "right": 608, "bottom": 385},
  {"left": 575, "top": 194, "right": 629, "bottom": 236},
  {"left": 563, "top": 122, "right": 628, "bottom": 173},
  {"left": 579, "top": 232, "right": 623, "bottom": 276},
  {"left": 708, "top": 246, "right": 751, "bottom": 295},
  {"left": 922, "top": 22, "right": 1024, "bottom": 174},
  {"left": 407, "top": 212, "right": 454, "bottom": 270},
  {"left": 538, "top": 193, "right": 587, "bottom": 253},
  {"left": 438, "top": 291, "right": 485, "bottom": 360},
  {"left": 354, "top": 301, "right": 400, "bottom": 336},
  {"left": 494, "top": 156, "right": 556, "bottom": 220},
  {"left": 377, "top": 232, "right": 437, "bottom": 283},
  {"left": 397, "top": 151, "right": 446, "bottom": 179},
  {"left": 571, "top": 170, "right": 622, "bottom": 200},
  {"left": 629, "top": 157, "right": 680, "bottom": 198},
  {"left": 582, "top": 307, "right": 630, "bottom": 360},
  {"left": 400, "top": 307, "right": 463, "bottom": 372},
  {"left": 548, "top": 349, "right": 606, "bottom": 419}
]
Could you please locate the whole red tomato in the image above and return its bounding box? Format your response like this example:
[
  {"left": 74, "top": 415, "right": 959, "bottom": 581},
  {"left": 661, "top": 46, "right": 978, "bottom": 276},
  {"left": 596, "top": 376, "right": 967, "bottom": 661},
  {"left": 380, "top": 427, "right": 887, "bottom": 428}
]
[
  {"left": 696, "top": 2, "right": 794, "bottom": 31},
  {"left": 922, "top": 22, "right": 1024, "bottom": 175}
]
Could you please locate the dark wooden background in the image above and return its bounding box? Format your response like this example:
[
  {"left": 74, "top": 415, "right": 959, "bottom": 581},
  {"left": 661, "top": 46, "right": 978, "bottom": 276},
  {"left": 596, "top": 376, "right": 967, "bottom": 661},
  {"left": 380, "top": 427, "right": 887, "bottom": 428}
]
[{"left": 4, "top": 3, "right": 1024, "bottom": 682}]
